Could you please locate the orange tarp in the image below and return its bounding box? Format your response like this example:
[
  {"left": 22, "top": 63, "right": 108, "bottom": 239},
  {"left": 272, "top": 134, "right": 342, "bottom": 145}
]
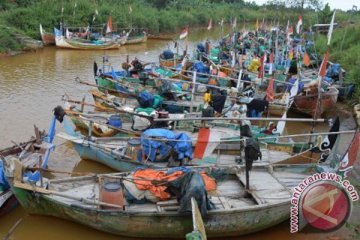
[{"left": 133, "top": 169, "right": 217, "bottom": 200}]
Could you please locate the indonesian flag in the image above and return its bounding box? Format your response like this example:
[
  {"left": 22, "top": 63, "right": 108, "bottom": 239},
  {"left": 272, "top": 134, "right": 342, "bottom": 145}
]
[
  {"left": 179, "top": 26, "right": 188, "bottom": 39},
  {"left": 303, "top": 51, "right": 311, "bottom": 66},
  {"left": 106, "top": 16, "right": 113, "bottom": 33},
  {"left": 327, "top": 10, "right": 336, "bottom": 46},
  {"left": 319, "top": 50, "right": 329, "bottom": 78},
  {"left": 266, "top": 78, "right": 274, "bottom": 102},
  {"left": 287, "top": 26, "right": 294, "bottom": 37},
  {"left": 258, "top": 54, "right": 265, "bottom": 79},
  {"left": 193, "top": 128, "right": 221, "bottom": 159},
  {"left": 268, "top": 52, "right": 274, "bottom": 75},
  {"left": 296, "top": 16, "right": 302, "bottom": 34},
  {"left": 207, "top": 19, "right": 212, "bottom": 30}
]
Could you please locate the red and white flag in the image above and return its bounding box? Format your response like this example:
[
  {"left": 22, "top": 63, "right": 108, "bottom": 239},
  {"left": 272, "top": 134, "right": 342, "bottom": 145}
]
[
  {"left": 318, "top": 50, "right": 329, "bottom": 78},
  {"left": 327, "top": 10, "right": 336, "bottom": 45},
  {"left": 268, "top": 52, "right": 274, "bottom": 75},
  {"left": 207, "top": 19, "right": 212, "bottom": 30},
  {"left": 106, "top": 16, "right": 113, "bottom": 33},
  {"left": 179, "top": 26, "right": 188, "bottom": 40},
  {"left": 296, "top": 15, "right": 302, "bottom": 34},
  {"left": 194, "top": 128, "right": 221, "bottom": 159},
  {"left": 258, "top": 54, "right": 265, "bottom": 79},
  {"left": 266, "top": 78, "right": 274, "bottom": 102}
]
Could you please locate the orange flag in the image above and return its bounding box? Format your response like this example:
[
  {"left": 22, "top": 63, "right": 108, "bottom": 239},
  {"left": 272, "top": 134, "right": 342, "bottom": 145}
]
[
  {"left": 266, "top": 78, "right": 274, "bottom": 102},
  {"left": 319, "top": 50, "right": 329, "bottom": 78},
  {"left": 303, "top": 51, "right": 311, "bottom": 66}
]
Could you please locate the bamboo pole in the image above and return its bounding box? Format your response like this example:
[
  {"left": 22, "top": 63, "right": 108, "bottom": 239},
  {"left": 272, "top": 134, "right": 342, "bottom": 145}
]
[
  {"left": 154, "top": 117, "right": 326, "bottom": 122},
  {"left": 258, "top": 130, "right": 356, "bottom": 140}
]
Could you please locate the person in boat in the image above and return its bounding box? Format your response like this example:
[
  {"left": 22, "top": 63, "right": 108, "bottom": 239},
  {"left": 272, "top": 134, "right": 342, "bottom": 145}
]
[{"left": 129, "top": 58, "right": 144, "bottom": 77}]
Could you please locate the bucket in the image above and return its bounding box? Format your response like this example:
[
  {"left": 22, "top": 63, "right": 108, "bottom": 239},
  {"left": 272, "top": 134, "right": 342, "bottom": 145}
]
[
  {"left": 127, "top": 138, "right": 142, "bottom": 161},
  {"left": 100, "top": 181, "right": 124, "bottom": 209},
  {"left": 108, "top": 115, "right": 122, "bottom": 128}
]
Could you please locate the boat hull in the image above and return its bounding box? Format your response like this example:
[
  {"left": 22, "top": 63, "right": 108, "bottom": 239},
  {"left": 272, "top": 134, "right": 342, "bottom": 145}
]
[
  {"left": 12, "top": 186, "right": 290, "bottom": 238},
  {"left": 55, "top": 36, "right": 120, "bottom": 50},
  {"left": 292, "top": 87, "right": 338, "bottom": 118}
]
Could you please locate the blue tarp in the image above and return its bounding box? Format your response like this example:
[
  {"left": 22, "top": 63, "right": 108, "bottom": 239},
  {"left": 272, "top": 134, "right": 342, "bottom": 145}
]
[
  {"left": 141, "top": 129, "right": 193, "bottom": 162},
  {"left": 0, "top": 160, "right": 10, "bottom": 190}
]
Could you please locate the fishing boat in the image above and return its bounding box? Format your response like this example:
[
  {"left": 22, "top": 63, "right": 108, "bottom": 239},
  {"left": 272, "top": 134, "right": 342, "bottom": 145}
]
[
  {"left": 54, "top": 28, "right": 121, "bottom": 50},
  {"left": 292, "top": 86, "right": 339, "bottom": 118},
  {"left": 0, "top": 126, "right": 49, "bottom": 216},
  {"left": 125, "top": 31, "right": 147, "bottom": 45},
  {"left": 159, "top": 51, "right": 183, "bottom": 68},
  {"left": 39, "top": 24, "right": 55, "bottom": 45},
  {"left": 4, "top": 130, "right": 359, "bottom": 238}
]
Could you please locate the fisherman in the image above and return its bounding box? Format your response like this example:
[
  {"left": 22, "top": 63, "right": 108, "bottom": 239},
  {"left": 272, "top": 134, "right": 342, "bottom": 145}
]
[{"left": 129, "top": 57, "right": 143, "bottom": 76}]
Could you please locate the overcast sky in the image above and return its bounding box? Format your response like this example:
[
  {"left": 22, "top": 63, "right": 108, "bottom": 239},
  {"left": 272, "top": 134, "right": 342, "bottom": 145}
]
[{"left": 248, "top": 0, "right": 358, "bottom": 11}]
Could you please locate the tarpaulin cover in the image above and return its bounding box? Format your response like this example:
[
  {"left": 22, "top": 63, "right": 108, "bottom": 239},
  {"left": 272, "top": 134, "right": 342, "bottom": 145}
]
[
  {"left": 141, "top": 129, "right": 193, "bottom": 162},
  {"left": 0, "top": 160, "right": 9, "bottom": 190}
]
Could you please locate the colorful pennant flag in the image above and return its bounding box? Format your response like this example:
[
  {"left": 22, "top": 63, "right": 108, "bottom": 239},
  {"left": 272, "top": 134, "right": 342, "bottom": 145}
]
[
  {"left": 303, "top": 51, "right": 311, "bottom": 66},
  {"left": 106, "top": 16, "right": 113, "bottom": 33},
  {"left": 319, "top": 50, "right": 329, "bottom": 78},
  {"left": 255, "top": 19, "right": 259, "bottom": 31},
  {"left": 327, "top": 10, "right": 336, "bottom": 46},
  {"left": 296, "top": 16, "right": 302, "bottom": 34},
  {"left": 179, "top": 26, "right": 188, "bottom": 40},
  {"left": 207, "top": 19, "right": 212, "bottom": 30}
]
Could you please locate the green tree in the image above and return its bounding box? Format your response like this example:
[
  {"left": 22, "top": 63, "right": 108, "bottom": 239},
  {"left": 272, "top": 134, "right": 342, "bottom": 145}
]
[{"left": 318, "top": 3, "right": 332, "bottom": 23}]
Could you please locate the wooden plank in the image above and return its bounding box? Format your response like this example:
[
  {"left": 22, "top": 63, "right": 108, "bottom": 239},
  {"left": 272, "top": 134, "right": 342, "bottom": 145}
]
[
  {"left": 190, "top": 197, "right": 207, "bottom": 240},
  {"left": 218, "top": 197, "right": 231, "bottom": 209},
  {"left": 236, "top": 171, "right": 292, "bottom": 204}
]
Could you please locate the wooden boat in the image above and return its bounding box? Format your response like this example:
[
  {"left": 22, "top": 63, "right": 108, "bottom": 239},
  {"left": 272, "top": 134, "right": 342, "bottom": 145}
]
[
  {"left": 0, "top": 127, "right": 48, "bottom": 216},
  {"left": 39, "top": 24, "right": 55, "bottom": 45},
  {"left": 5, "top": 136, "right": 359, "bottom": 239},
  {"left": 159, "top": 53, "right": 183, "bottom": 68},
  {"left": 54, "top": 28, "right": 121, "bottom": 50},
  {"left": 147, "top": 33, "right": 174, "bottom": 41},
  {"left": 292, "top": 87, "right": 339, "bottom": 118},
  {"left": 125, "top": 32, "right": 147, "bottom": 45}
]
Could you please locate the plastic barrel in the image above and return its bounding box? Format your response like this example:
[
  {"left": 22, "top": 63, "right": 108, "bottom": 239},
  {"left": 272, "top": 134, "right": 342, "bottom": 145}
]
[
  {"left": 127, "top": 138, "right": 142, "bottom": 161},
  {"left": 100, "top": 182, "right": 123, "bottom": 209},
  {"left": 108, "top": 115, "right": 122, "bottom": 128}
]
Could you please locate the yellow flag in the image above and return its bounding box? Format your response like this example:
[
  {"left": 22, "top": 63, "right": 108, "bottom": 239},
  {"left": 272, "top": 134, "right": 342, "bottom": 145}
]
[{"left": 255, "top": 19, "right": 259, "bottom": 31}]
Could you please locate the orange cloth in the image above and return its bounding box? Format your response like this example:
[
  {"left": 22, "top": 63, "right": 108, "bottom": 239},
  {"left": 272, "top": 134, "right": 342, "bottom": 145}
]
[
  {"left": 266, "top": 78, "right": 274, "bottom": 102},
  {"left": 133, "top": 169, "right": 217, "bottom": 200},
  {"left": 303, "top": 52, "right": 311, "bottom": 66}
]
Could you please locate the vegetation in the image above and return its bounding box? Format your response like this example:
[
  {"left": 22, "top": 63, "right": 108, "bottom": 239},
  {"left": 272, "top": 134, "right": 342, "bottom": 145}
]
[{"left": 0, "top": 0, "right": 359, "bottom": 98}]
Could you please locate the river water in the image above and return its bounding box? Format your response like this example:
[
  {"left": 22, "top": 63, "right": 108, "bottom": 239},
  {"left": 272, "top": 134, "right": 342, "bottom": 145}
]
[{"left": 0, "top": 27, "right": 358, "bottom": 239}]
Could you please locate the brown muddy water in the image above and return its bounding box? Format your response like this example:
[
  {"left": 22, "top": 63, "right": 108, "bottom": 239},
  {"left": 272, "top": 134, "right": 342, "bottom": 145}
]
[{"left": 0, "top": 28, "right": 359, "bottom": 239}]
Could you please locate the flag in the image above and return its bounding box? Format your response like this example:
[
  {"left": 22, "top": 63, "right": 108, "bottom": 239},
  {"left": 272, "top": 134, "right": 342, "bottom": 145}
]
[
  {"left": 255, "top": 19, "right": 259, "bottom": 31},
  {"left": 128, "top": 5, "right": 132, "bottom": 14},
  {"left": 327, "top": 10, "right": 336, "bottom": 46},
  {"left": 268, "top": 52, "right": 274, "bottom": 75},
  {"left": 232, "top": 17, "right": 237, "bottom": 29},
  {"left": 207, "top": 19, "right": 212, "bottom": 30},
  {"left": 261, "top": 18, "right": 264, "bottom": 30},
  {"left": 220, "top": 18, "right": 224, "bottom": 26},
  {"left": 193, "top": 128, "right": 221, "bottom": 159},
  {"left": 106, "top": 16, "right": 113, "bottom": 33},
  {"left": 258, "top": 55, "right": 265, "bottom": 79},
  {"left": 266, "top": 78, "right": 274, "bottom": 101},
  {"left": 296, "top": 15, "right": 302, "bottom": 34},
  {"left": 303, "top": 51, "right": 311, "bottom": 66},
  {"left": 319, "top": 50, "right": 329, "bottom": 78},
  {"left": 179, "top": 26, "right": 188, "bottom": 39}
]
